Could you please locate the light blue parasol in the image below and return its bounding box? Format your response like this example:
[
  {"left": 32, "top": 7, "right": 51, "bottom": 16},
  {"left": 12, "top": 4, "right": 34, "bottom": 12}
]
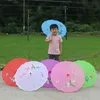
[{"left": 41, "top": 20, "right": 67, "bottom": 37}]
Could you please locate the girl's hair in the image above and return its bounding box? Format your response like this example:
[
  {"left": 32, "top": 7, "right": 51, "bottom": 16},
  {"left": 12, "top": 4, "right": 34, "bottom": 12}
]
[{"left": 50, "top": 24, "right": 58, "bottom": 30}]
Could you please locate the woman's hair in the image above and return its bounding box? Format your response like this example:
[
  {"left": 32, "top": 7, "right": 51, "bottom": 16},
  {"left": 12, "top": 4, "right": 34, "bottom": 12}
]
[{"left": 50, "top": 24, "right": 58, "bottom": 30}]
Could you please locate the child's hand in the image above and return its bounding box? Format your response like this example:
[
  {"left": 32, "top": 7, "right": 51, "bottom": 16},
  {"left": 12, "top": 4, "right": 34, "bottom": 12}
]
[
  {"left": 49, "top": 34, "right": 53, "bottom": 41},
  {"left": 45, "top": 34, "right": 52, "bottom": 42},
  {"left": 59, "top": 52, "right": 62, "bottom": 56}
]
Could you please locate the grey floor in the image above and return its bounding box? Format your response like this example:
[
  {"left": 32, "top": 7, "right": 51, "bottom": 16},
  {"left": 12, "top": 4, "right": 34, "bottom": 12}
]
[{"left": 0, "top": 72, "right": 100, "bottom": 100}]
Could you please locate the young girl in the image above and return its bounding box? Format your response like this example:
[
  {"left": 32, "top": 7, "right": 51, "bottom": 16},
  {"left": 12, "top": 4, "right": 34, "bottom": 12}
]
[{"left": 45, "top": 24, "right": 63, "bottom": 61}]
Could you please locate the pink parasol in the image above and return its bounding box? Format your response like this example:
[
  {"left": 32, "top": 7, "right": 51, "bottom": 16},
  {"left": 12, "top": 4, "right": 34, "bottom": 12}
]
[{"left": 51, "top": 61, "right": 85, "bottom": 93}]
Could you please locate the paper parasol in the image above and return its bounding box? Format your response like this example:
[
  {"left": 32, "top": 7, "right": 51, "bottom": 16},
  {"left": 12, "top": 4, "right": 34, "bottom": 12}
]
[
  {"left": 14, "top": 61, "right": 48, "bottom": 91},
  {"left": 41, "top": 59, "right": 59, "bottom": 88},
  {"left": 2, "top": 58, "right": 28, "bottom": 86},
  {"left": 41, "top": 20, "right": 67, "bottom": 37},
  {"left": 51, "top": 61, "right": 85, "bottom": 93},
  {"left": 75, "top": 60, "right": 97, "bottom": 88}
]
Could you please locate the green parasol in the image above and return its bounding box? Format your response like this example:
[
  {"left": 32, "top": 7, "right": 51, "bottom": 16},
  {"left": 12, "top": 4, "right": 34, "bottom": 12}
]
[{"left": 75, "top": 60, "right": 97, "bottom": 88}]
